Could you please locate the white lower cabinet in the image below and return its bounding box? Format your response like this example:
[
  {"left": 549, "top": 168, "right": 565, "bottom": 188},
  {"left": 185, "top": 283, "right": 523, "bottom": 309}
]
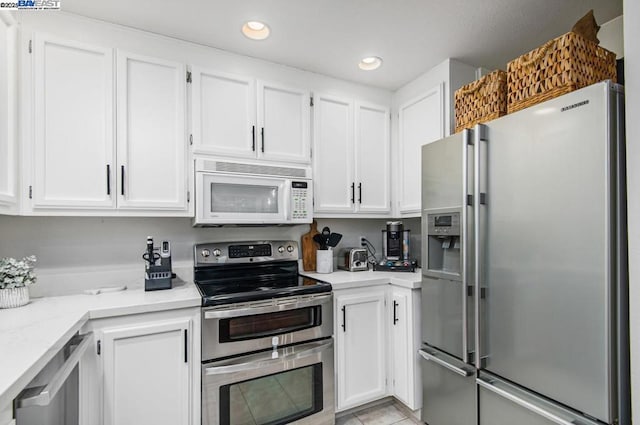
[
  {"left": 334, "top": 283, "right": 421, "bottom": 413},
  {"left": 80, "top": 308, "right": 200, "bottom": 425},
  {"left": 390, "top": 285, "right": 421, "bottom": 410},
  {"left": 335, "top": 286, "right": 387, "bottom": 411}
]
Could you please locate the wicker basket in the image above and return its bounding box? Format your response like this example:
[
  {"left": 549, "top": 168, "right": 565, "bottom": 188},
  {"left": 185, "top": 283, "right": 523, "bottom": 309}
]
[
  {"left": 454, "top": 70, "right": 507, "bottom": 133},
  {"left": 507, "top": 31, "right": 616, "bottom": 114}
]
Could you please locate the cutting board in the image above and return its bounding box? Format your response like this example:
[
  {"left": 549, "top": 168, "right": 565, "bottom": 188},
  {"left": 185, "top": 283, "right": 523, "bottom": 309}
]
[{"left": 301, "top": 220, "right": 320, "bottom": 271}]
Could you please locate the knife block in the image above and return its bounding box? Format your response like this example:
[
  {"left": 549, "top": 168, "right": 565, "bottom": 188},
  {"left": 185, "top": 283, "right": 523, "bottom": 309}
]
[{"left": 145, "top": 264, "right": 172, "bottom": 291}]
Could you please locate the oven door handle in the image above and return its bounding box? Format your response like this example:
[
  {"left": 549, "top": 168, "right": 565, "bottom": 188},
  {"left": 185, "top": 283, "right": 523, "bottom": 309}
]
[
  {"left": 204, "top": 339, "right": 333, "bottom": 376},
  {"left": 203, "top": 294, "right": 332, "bottom": 319}
]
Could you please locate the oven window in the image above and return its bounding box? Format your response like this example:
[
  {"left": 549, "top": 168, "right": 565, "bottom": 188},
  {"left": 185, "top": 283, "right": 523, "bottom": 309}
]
[
  {"left": 219, "top": 364, "right": 323, "bottom": 425},
  {"left": 219, "top": 307, "right": 321, "bottom": 342},
  {"left": 210, "top": 183, "right": 279, "bottom": 214}
]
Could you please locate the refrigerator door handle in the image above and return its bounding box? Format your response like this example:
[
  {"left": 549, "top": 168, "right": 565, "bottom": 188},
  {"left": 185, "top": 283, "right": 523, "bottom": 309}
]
[
  {"left": 477, "top": 377, "right": 600, "bottom": 425},
  {"left": 419, "top": 349, "right": 474, "bottom": 377},
  {"left": 474, "top": 123, "right": 488, "bottom": 369},
  {"left": 461, "top": 128, "right": 471, "bottom": 361}
]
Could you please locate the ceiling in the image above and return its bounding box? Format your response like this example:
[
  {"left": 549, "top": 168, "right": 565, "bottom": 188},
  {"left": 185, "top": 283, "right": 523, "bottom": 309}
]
[{"left": 60, "top": 0, "right": 623, "bottom": 90}]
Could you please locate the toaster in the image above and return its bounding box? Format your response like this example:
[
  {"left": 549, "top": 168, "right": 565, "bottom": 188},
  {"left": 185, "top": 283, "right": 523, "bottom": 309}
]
[{"left": 337, "top": 248, "right": 369, "bottom": 272}]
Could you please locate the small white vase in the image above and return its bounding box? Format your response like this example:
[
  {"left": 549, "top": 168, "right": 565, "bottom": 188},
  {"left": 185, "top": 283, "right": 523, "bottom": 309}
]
[{"left": 0, "top": 286, "right": 30, "bottom": 309}]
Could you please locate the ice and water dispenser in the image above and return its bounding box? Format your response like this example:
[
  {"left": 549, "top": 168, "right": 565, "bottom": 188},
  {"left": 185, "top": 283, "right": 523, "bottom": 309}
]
[{"left": 425, "top": 211, "right": 461, "bottom": 278}]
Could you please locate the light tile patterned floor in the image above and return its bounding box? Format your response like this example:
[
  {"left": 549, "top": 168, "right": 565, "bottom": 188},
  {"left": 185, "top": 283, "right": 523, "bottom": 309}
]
[{"left": 336, "top": 401, "right": 423, "bottom": 425}]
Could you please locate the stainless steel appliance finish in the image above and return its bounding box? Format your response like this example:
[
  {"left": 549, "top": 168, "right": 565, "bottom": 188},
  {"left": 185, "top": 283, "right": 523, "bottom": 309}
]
[
  {"left": 201, "top": 293, "right": 333, "bottom": 360},
  {"left": 421, "top": 82, "right": 629, "bottom": 425},
  {"left": 337, "top": 248, "right": 368, "bottom": 272},
  {"left": 420, "top": 129, "right": 477, "bottom": 425},
  {"left": 419, "top": 347, "right": 475, "bottom": 425},
  {"left": 15, "top": 333, "right": 92, "bottom": 425},
  {"left": 202, "top": 339, "right": 334, "bottom": 425},
  {"left": 195, "top": 240, "right": 334, "bottom": 425}
]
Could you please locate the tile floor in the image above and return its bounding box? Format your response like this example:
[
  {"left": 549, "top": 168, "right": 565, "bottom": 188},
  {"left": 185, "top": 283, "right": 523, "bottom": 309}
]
[{"left": 336, "top": 401, "right": 423, "bottom": 425}]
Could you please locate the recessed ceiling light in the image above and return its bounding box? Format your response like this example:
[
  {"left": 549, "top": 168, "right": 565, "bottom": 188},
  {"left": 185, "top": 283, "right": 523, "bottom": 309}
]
[
  {"left": 242, "top": 21, "right": 270, "bottom": 40},
  {"left": 359, "top": 56, "right": 383, "bottom": 71}
]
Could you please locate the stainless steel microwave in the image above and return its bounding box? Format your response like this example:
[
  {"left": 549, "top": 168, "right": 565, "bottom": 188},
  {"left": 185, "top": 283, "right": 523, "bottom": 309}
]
[{"left": 194, "top": 159, "right": 313, "bottom": 225}]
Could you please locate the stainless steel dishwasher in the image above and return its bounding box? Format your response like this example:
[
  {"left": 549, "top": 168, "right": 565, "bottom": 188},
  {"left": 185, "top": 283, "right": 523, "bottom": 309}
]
[{"left": 14, "top": 332, "right": 92, "bottom": 425}]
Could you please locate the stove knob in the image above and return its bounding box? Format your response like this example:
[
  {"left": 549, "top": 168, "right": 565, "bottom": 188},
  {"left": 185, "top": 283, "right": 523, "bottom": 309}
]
[
  {"left": 212, "top": 249, "right": 222, "bottom": 257},
  {"left": 287, "top": 245, "right": 294, "bottom": 253},
  {"left": 201, "top": 249, "right": 211, "bottom": 258},
  {"left": 278, "top": 246, "right": 285, "bottom": 253}
]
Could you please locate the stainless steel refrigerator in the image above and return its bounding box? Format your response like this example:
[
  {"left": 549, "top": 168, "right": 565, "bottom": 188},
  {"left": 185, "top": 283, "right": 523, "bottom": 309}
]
[{"left": 419, "top": 81, "right": 630, "bottom": 425}]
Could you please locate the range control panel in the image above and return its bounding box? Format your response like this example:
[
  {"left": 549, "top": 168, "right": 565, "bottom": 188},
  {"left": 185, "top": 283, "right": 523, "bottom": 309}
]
[{"left": 195, "top": 240, "right": 299, "bottom": 266}]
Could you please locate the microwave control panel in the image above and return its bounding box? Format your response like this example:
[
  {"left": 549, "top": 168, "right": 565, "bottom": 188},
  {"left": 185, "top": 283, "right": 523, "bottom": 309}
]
[{"left": 291, "top": 181, "right": 311, "bottom": 221}]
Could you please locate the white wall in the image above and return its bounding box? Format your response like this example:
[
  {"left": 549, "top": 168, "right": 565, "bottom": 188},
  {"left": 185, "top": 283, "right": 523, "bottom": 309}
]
[
  {"left": 599, "top": 15, "right": 624, "bottom": 58},
  {"left": 0, "top": 215, "right": 421, "bottom": 296},
  {"left": 622, "top": 0, "right": 638, "bottom": 419}
]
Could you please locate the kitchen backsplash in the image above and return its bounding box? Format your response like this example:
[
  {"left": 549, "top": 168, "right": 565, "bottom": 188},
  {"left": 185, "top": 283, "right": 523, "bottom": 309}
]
[{"left": 0, "top": 216, "right": 421, "bottom": 296}]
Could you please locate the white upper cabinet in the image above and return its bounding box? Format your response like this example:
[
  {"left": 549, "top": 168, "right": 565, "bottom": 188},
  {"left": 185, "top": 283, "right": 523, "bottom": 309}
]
[
  {"left": 116, "top": 51, "right": 187, "bottom": 211},
  {"left": 190, "top": 68, "right": 310, "bottom": 164},
  {"left": 313, "top": 94, "right": 354, "bottom": 213},
  {"left": 398, "top": 83, "right": 444, "bottom": 215},
  {"left": 257, "top": 81, "right": 310, "bottom": 163},
  {"left": 313, "top": 94, "right": 390, "bottom": 216},
  {"left": 32, "top": 34, "right": 115, "bottom": 209},
  {"left": 355, "top": 101, "right": 390, "bottom": 213},
  {"left": 0, "top": 12, "right": 17, "bottom": 212},
  {"left": 191, "top": 68, "right": 256, "bottom": 158},
  {"left": 28, "top": 34, "right": 190, "bottom": 215}
]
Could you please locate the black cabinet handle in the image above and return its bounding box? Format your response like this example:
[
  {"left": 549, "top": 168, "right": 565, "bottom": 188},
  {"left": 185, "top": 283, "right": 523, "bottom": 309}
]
[
  {"left": 184, "top": 329, "right": 188, "bottom": 363},
  {"left": 106, "top": 165, "right": 111, "bottom": 195},
  {"left": 358, "top": 182, "right": 362, "bottom": 204},
  {"left": 120, "top": 165, "right": 125, "bottom": 196},
  {"left": 341, "top": 306, "right": 346, "bottom": 332},
  {"left": 261, "top": 127, "right": 265, "bottom": 153},
  {"left": 350, "top": 183, "right": 355, "bottom": 204},
  {"left": 252, "top": 125, "right": 256, "bottom": 151},
  {"left": 393, "top": 301, "right": 399, "bottom": 325}
]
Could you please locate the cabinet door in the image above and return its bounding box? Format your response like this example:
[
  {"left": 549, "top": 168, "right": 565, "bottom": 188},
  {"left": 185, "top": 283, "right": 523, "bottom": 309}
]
[
  {"left": 257, "top": 80, "right": 310, "bottom": 163},
  {"left": 398, "top": 84, "right": 444, "bottom": 215},
  {"left": 355, "top": 102, "right": 390, "bottom": 213},
  {"left": 391, "top": 288, "right": 415, "bottom": 408},
  {"left": 191, "top": 67, "right": 256, "bottom": 158},
  {"left": 335, "top": 289, "right": 387, "bottom": 410},
  {"left": 33, "top": 34, "right": 115, "bottom": 209},
  {"left": 101, "top": 318, "right": 192, "bottom": 425},
  {"left": 0, "top": 13, "right": 16, "bottom": 211},
  {"left": 312, "top": 94, "right": 354, "bottom": 213},
  {"left": 116, "top": 51, "right": 187, "bottom": 211}
]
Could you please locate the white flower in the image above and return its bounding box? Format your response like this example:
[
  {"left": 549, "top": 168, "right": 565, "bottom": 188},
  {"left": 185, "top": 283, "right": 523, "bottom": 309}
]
[{"left": 0, "top": 256, "right": 37, "bottom": 289}]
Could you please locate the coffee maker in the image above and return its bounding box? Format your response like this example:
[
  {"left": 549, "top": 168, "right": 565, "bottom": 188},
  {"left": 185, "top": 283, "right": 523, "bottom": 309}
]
[{"left": 374, "top": 221, "right": 416, "bottom": 272}]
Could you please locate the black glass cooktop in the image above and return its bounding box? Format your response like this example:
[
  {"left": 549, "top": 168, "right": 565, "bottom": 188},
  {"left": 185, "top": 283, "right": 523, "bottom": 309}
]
[{"left": 194, "top": 261, "right": 332, "bottom": 307}]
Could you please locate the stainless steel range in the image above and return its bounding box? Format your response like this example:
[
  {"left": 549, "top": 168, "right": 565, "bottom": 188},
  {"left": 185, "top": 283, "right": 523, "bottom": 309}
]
[{"left": 194, "top": 240, "right": 334, "bottom": 425}]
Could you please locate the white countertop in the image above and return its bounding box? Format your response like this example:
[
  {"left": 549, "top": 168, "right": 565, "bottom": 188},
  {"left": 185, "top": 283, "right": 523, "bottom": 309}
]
[
  {"left": 301, "top": 268, "right": 422, "bottom": 290},
  {"left": 0, "top": 267, "right": 422, "bottom": 411},
  {"left": 0, "top": 279, "right": 201, "bottom": 412}
]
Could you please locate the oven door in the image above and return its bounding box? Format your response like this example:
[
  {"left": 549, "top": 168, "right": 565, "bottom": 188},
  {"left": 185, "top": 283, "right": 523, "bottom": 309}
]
[
  {"left": 202, "top": 294, "right": 333, "bottom": 360},
  {"left": 195, "top": 172, "right": 289, "bottom": 224},
  {"left": 202, "top": 338, "right": 334, "bottom": 425}
]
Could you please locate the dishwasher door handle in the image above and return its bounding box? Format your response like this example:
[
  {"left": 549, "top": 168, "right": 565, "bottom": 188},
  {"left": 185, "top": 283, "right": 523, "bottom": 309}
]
[{"left": 15, "top": 332, "right": 93, "bottom": 408}]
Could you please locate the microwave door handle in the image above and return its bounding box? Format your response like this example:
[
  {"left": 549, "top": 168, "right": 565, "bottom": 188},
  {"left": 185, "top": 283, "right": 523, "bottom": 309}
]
[
  {"left": 204, "top": 339, "right": 333, "bottom": 376},
  {"left": 284, "top": 181, "right": 291, "bottom": 221}
]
